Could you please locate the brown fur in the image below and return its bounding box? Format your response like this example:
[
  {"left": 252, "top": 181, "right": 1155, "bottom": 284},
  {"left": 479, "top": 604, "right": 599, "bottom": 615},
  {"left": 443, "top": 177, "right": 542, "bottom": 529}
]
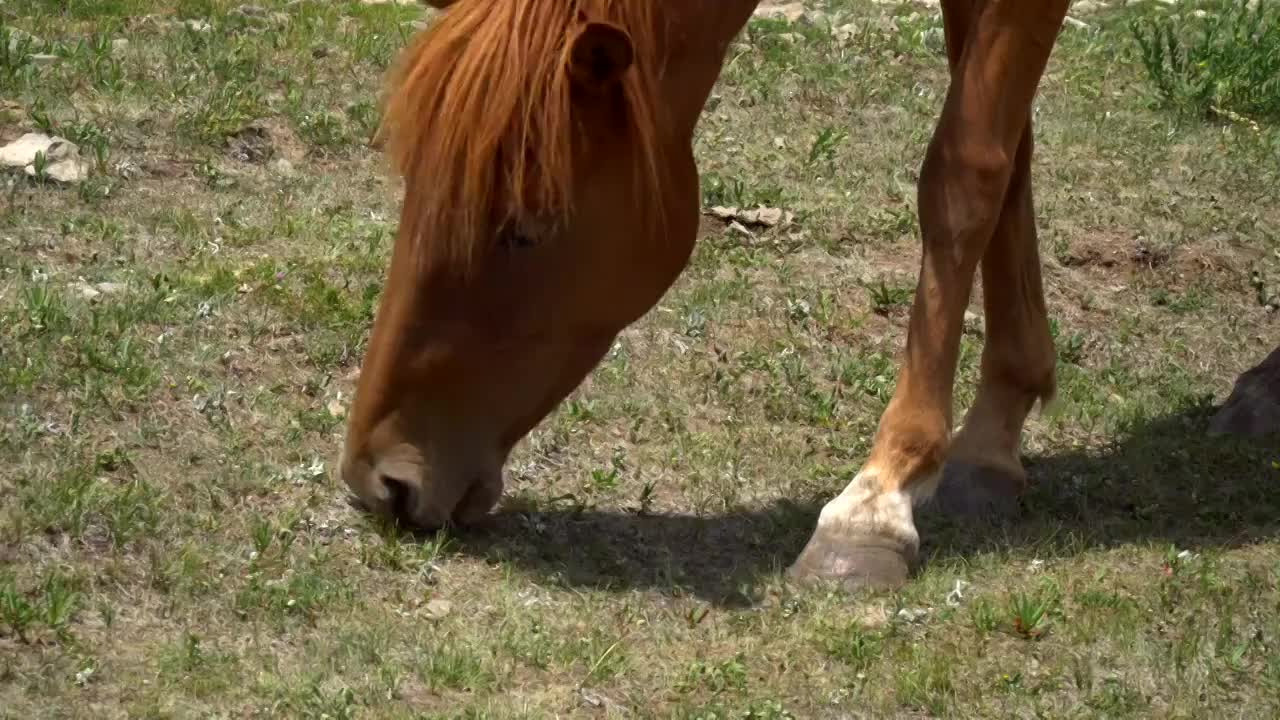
[{"left": 378, "top": 0, "right": 666, "bottom": 278}]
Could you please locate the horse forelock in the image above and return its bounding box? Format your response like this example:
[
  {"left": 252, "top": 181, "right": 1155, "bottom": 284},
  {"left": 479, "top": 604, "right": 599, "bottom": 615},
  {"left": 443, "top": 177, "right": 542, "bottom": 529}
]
[{"left": 378, "top": 0, "right": 665, "bottom": 279}]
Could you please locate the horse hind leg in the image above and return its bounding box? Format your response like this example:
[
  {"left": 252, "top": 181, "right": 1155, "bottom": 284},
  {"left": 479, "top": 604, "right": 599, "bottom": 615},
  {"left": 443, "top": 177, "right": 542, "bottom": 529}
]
[
  {"left": 787, "top": 0, "right": 1071, "bottom": 592},
  {"left": 929, "top": 118, "right": 1057, "bottom": 519}
]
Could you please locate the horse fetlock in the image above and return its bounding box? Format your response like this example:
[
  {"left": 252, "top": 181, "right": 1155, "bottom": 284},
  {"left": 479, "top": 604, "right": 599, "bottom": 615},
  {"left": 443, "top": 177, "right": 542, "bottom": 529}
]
[
  {"left": 787, "top": 472, "right": 921, "bottom": 592},
  {"left": 929, "top": 459, "right": 1025, "bottom": 519}
]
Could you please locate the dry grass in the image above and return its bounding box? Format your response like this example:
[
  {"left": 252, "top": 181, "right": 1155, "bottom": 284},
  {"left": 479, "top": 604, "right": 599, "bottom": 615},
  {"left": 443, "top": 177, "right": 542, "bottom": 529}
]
[{"left": 2, "top": 0, "right": 1279, "bottom": 717}]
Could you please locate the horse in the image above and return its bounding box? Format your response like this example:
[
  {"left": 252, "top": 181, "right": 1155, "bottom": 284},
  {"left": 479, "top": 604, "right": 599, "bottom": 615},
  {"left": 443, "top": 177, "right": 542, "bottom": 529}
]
[{"left": 338, "top": 0, "right": 1276, "bottom": 592}]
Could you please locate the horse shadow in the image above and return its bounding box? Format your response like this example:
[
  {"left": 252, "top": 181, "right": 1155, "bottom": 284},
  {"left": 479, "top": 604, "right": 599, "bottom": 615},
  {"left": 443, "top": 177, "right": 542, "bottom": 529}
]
[{"left": 431, "top": 400, "right": 1278, "bottom": 607}]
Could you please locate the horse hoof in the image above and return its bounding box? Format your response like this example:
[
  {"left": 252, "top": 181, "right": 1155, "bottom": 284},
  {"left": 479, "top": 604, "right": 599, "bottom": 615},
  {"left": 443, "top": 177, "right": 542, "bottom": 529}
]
[
  {"left": 786, "top": 529, "right": 911, "bottom": 593},
  {"left": 929, "top": 462, "right": 1024, "bottom": 520}
]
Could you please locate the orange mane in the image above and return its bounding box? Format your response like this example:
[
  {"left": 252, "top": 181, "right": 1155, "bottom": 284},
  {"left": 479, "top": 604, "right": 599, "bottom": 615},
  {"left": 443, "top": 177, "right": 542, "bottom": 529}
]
[{"left": 378, "top": 0, "right": 666, "bottom": 279}]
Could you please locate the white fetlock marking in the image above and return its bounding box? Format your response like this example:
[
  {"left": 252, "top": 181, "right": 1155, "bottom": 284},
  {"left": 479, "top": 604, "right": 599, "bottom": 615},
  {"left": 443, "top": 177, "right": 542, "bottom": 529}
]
[{"left": 816, "top": 468, "right": 923, "bottom": 551}]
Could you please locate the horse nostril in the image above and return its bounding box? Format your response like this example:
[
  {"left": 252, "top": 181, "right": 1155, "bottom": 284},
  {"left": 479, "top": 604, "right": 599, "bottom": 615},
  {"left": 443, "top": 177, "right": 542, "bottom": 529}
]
[{"left": 380, "top": 474, "right": 416, "bottom": 523}]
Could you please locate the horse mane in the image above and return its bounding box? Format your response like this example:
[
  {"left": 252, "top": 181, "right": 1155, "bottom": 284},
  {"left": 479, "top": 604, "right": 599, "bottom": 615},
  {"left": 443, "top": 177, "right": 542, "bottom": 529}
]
[{"left": 378, "top": 0, "right": 665, "bottom": 279}]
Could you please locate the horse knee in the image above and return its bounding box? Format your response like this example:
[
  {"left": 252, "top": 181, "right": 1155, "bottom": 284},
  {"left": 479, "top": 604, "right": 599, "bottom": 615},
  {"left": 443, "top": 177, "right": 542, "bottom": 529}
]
[{"left": 916, "top": 137, "right": 1013, "bottom": 254}]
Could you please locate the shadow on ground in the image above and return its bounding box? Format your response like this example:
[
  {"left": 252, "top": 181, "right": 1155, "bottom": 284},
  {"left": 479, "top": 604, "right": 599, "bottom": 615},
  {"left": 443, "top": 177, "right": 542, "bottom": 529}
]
[{"left": 425, "top": 400, "right": 1278, "bottom": 607}]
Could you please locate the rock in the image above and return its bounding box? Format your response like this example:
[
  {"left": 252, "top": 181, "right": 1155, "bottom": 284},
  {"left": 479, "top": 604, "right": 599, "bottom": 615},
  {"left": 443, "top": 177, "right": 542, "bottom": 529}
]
[
  {"left": 963, "top": 309, "right": 983, "bottom": 335},
  {"left": 227, "top": 123, "right": 275, "bottom": 163},
  {"left": 727, "top": 220, "right": 755, "bottom": 239},
  {"left": 112, "top": 38, "right": 129, "bottom": 52},
  {"left": 423, "top": 598, "right": 452, "bottom": 619},
  {"left": 834, "top": 22, "right": 859, "bottom": 45},
  {"left": 74, "top": 282, "right": 102, "bottom": 300},
  {"left": 184, "top": 19, "right": 212, "bottom": 32},
  {"left": 1208, "top": 345, "right": 1280, "bottom": 438},
  {"left": 5, "top": 28, "right": 41, "bottom": 53},
  {"left": 27, "top": 53, "right": 59, "bottom": 66},
  {"left": 753, "top": 2, "right": 810, "bottom": 23},
  {"left": 0, "top": 132, "right": 53, "bottom": 167},
  {"left": 73, "top": 281, "right": 127, "bottom": 301},
  {"left": 1072, "top": 0, "right": 1105, "bottom": 14},
  {"left": 708, "top": 205, "right": 795, "bottom": 229},
  {"left": 272, "top": 158, "right": 295, "bottom": 176},
  {"left": 0, "top": 132, "right": 90, "bottom": 184},
  {"left": 230, "top": 5, "right": 270, "bottom": 26}
]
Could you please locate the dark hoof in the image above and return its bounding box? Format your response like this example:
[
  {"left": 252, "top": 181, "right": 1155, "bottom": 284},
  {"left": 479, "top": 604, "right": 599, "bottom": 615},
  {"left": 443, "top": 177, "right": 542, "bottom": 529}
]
[
  {"left": 787, "top": 529, "right": 911, "bottom": 593},
  {"left": 1209, "top": 345, "right": 1280, "bottom": 438},
  {"left": 928, "top": 462, "right": 1024, "bottom": 519}
]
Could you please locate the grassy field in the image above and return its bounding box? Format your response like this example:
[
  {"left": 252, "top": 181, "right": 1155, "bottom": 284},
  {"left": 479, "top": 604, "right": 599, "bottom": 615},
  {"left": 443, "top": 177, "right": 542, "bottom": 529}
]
[{"left": 2, "top": 0, "right": 1279, "bottom": 717}]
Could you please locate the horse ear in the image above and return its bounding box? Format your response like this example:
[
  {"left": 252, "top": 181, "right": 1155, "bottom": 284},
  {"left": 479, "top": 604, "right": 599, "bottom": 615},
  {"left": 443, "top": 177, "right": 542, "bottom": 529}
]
[{"left": 567, "top": 21, "right": 635, "bottom": 93}]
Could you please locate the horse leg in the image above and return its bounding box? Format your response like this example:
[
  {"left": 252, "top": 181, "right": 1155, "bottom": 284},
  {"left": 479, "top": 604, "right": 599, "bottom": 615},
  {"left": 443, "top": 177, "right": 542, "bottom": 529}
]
[
  {"left": 930, "top": 119, "right": 1056, "bottom": 517},
  {"left": 788, "top": 0, "right": 1070, "bottom": 591},
  {"left": 907, "top": 0, "right": 1055, "bottom": 518}
]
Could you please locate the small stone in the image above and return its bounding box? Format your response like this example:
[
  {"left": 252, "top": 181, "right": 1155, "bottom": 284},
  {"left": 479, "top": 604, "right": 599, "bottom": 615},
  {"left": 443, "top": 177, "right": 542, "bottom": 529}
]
[
  {"left": 74, "top": 282, "right": 102, "bottom": 301},
  {"left": 184, "top": 19, "right": 212, "bottom": 32},
  {"left": 1, "top": 133, "right": 89, "bottom": 183},
  {"left": 95, "top": 282, "right": 127, "bottom": 295},
  {"left": 753, "top": 2, "right": 810, "bottom": 23},
  {"left": 27, "top": 53, "right": 59, "bottom": 66},
  {"left": 327, "top": 396, "right": 345, "bottom": 418},
  {"left": 112, "top": 38, "right": 129, "bottom": 52},
  {"left": 834, "top": 22, "right": 859, "bottom": 45},
  {"left": 424, "top": 599, "right": 452, "bottom": 619},
  {"left": 0, "top": 132, "right": 54, "bottom": 167},
  {"left": 709, "top": 206, "right": 739, "bottom": 221},
  {"left": 6, "top": 28, "right": 41, "bottom": 53},
  {"left": 963, "top": 310, "right": 983, "bottom": 335},
  {"left": 272, "top": 158, "right": 295, "bottom": 176}
]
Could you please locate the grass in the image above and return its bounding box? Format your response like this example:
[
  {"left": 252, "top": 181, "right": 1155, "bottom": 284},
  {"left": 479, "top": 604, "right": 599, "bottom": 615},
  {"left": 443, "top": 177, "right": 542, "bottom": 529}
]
[{"left": 1, "top": 0, "right": 1279, "bottom": 717}]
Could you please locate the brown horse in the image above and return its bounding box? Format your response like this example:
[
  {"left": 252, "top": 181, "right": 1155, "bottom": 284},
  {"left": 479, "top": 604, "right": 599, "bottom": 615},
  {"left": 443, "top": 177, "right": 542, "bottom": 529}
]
[{"left": 338, "top": 0, "right": 1139, "bottom": 592}]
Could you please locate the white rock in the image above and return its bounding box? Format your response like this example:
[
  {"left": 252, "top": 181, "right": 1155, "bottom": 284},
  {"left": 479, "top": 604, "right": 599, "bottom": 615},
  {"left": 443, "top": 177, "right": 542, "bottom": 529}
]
[
  {"left": 112, "top": 38, "right": 129, "bottom": 52},
  {"left": 834, "top": 22, "right": 859, "bottom": 45},
  {"left": 424, "top": 598, "right": 452, "bottom": 619},
  {"left": 6, "top": 28, "right": 41, "bottom": 53},
  {"left": 27, "top": 53, "right": 59, "bottom": 66},
  {"left": 2, "top": 134, "right": 90, "bottom": 183},
  {"left": 753, "top": 2, "right": 810, "bottom": 23},
  {"left": 0, "top": 132, "right": 54, "bottom": 167},
  {"left": 75, "top": 282, "right": 102, "bottom": 300}
]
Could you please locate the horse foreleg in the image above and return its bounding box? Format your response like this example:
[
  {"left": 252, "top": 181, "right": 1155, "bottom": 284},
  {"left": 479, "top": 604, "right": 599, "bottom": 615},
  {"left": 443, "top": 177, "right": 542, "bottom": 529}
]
[{"left": 788, "top": 0, "right": 1070, "bottom": 591}]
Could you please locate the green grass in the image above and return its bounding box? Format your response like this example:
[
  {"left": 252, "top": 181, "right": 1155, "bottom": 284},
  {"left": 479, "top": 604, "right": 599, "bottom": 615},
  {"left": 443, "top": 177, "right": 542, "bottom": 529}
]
[
  {"left": 1, "top": 0, "right": 1279, "bottom": 717},
  {"left": 1130, "top": 0, "right": 1280, "bottom": 121}
]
